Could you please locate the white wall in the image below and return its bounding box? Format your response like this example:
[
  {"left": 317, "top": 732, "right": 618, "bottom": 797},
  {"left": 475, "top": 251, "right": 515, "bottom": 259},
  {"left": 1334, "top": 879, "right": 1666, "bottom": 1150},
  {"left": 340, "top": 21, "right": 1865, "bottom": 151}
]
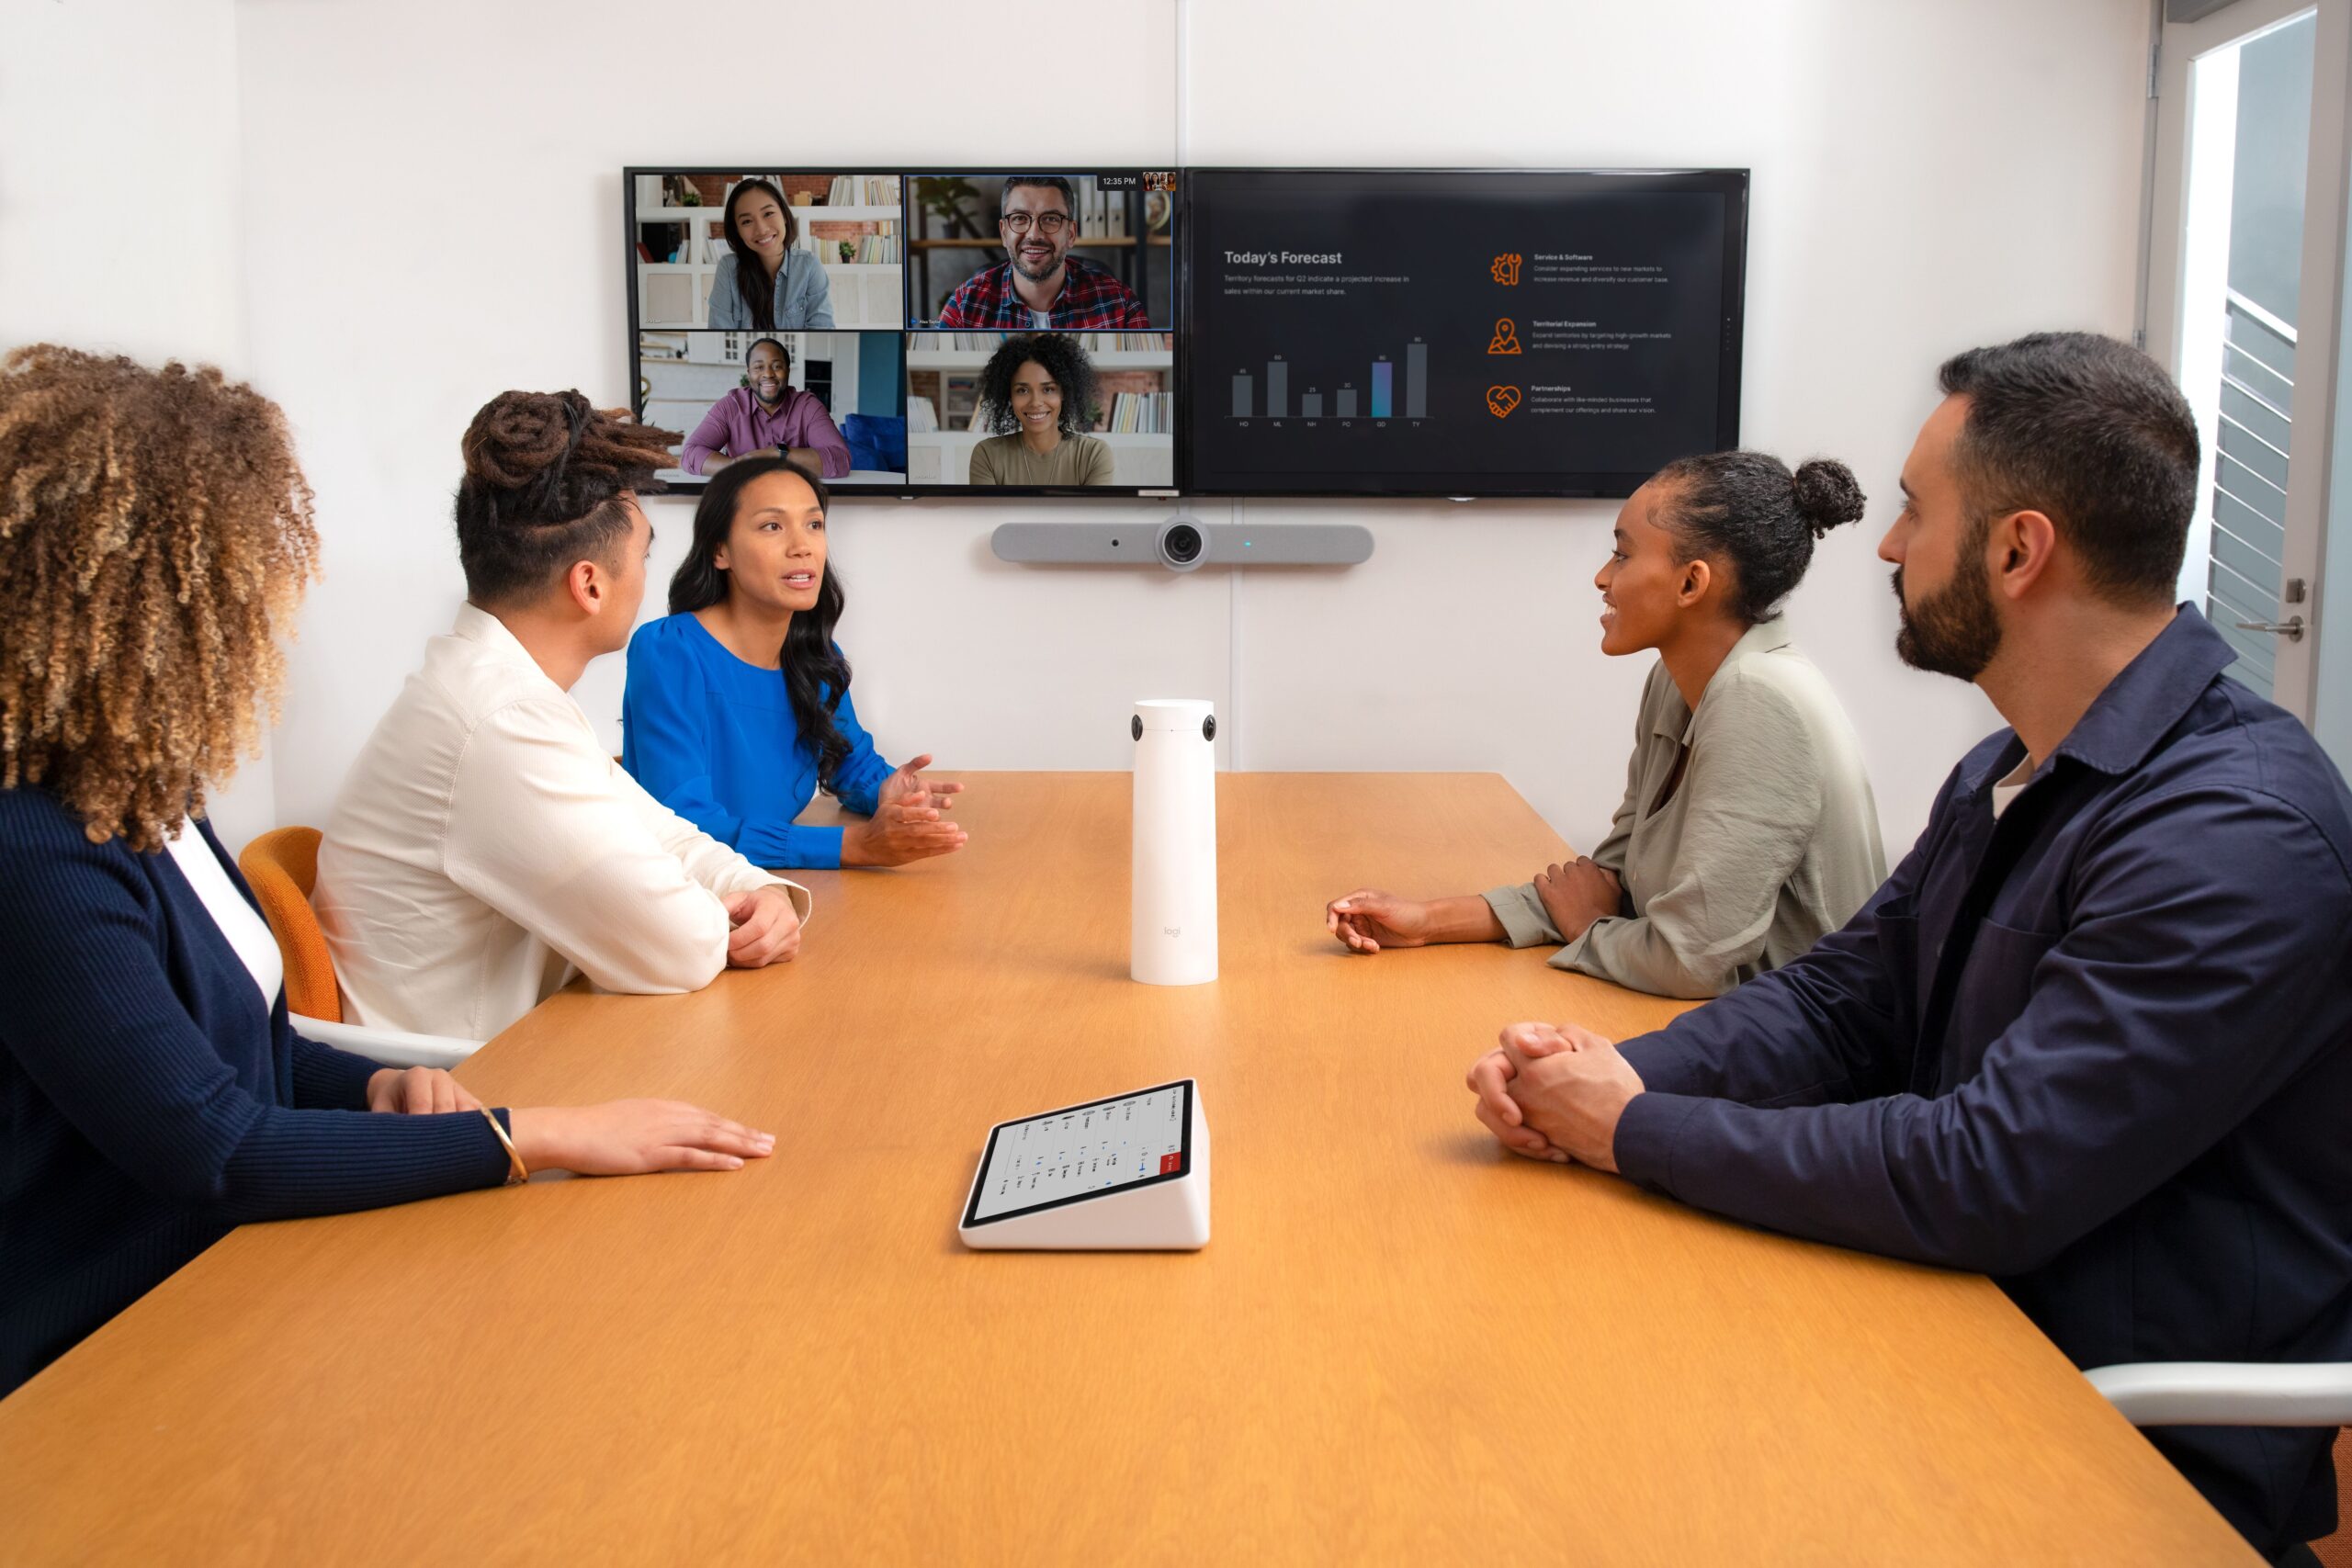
[
  {"left": 0, "top": 0, "right": 277, "bottom": 847},
  {"left": 231, "top": 0, "right": 2152, "bottom": 860}
]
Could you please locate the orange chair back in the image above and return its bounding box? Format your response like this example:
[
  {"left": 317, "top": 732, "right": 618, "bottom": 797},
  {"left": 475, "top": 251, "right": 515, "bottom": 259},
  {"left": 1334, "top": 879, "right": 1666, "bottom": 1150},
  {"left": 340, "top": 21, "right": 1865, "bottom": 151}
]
[
  {"left": 236, "top": 827, "right": 344, "bottom": 1022},
  {"left": 2316, "top": 1432, "right": 2352, "bottom": 1567}
]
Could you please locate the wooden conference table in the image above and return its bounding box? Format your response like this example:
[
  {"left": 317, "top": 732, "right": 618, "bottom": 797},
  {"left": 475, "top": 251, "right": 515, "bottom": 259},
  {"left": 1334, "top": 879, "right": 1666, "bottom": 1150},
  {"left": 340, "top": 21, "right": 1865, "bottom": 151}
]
[{"left": 0, "top": 773, "right": 2253, "bottom": 1564}]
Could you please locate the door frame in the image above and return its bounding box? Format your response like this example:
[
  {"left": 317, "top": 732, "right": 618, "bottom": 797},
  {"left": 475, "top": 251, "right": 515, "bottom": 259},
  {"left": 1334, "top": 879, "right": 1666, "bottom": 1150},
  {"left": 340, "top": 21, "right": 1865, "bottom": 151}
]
[{"left": 2143, "top": 0, "right": 2349, "bottom": 716}]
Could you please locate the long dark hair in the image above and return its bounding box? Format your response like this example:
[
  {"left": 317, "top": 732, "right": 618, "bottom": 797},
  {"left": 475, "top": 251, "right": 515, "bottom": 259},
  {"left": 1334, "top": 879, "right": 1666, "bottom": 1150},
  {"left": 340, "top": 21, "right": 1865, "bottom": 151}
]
[
  {"left": 721, "top": 179, "right": 797, "bottom": 332},
  {"left": 667, "top": 456, "right": 852, "bottom": 790}
]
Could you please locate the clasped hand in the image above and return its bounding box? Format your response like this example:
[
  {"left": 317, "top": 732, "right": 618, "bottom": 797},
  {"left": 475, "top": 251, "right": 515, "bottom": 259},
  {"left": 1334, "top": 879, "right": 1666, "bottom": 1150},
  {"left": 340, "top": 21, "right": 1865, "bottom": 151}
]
[{"left": 1464, "top": 1021, "right": 1645, "bottom": 1172}]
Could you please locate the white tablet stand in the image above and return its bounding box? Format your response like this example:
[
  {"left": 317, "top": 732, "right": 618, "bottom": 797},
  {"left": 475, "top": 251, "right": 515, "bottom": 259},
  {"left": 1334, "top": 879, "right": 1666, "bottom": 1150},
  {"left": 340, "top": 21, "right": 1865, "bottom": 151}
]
[{"left": 958, "top": 1080, "right": 1211, "bottom": 1251}]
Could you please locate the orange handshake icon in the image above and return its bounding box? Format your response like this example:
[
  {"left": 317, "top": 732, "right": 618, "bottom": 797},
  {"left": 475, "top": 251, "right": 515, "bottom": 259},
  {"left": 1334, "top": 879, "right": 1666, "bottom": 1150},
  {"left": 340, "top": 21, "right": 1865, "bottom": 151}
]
[{"left": 1485, "top": 385, "right": 1521, "bottom": 419}]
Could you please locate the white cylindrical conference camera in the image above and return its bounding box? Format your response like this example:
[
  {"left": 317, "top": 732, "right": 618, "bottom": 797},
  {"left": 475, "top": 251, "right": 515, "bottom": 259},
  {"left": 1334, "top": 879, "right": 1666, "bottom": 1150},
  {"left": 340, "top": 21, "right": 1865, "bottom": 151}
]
[{"left": 1131, "top": 698, "right": 1218, "bottom": 987}]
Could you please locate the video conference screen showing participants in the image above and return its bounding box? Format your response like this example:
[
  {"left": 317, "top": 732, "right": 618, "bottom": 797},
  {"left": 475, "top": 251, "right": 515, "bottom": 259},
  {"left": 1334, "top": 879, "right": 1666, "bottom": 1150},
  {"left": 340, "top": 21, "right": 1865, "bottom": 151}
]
[
  {"left": 1181, "top": 169, "right": 1747, "bottom": 497},
  {"left": 626, "top": 167, "right": 1179, "bottom": 494}
]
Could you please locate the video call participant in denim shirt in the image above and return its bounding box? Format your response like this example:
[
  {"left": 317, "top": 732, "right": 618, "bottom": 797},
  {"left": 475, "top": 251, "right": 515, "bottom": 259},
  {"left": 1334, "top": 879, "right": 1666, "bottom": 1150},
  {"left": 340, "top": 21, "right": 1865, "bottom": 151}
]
[
  {"left": 707, "top": 179, "right": 835, "bottom": 331},
  {"left": 1466, "top": 333, "right": 2352, "bottom": 1562}
]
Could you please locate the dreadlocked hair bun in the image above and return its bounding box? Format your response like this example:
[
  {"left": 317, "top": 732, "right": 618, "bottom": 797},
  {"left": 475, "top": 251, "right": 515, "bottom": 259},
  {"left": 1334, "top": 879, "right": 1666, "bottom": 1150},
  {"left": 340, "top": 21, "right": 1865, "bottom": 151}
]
[
  {"left": 460, "top": 389, "right": 675, "bottom": 502},
  {"left": 452, "top": 390, "right": 683, "bottom": 605}
]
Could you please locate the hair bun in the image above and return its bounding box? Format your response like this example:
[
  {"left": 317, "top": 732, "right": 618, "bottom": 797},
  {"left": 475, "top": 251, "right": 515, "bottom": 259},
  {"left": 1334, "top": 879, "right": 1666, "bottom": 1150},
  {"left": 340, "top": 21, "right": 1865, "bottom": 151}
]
[
  {"left": 1791, "top": 457, "right": 1866, "bottom": 538},
  {"left": 460, "top": 389, "right": 591, "bottom": 490}
]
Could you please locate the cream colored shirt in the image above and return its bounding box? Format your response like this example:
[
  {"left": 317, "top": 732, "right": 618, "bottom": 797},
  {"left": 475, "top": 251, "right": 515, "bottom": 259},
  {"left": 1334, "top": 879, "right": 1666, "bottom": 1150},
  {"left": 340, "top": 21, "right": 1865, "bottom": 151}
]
[
  {"left": 314, "top": 604, "right": 811, "bottom": 1041},
  {"left": 967, "top": 433, "right": 1115, "bottom": 487},
  {"left": 1484, "top": 618, "right": 1886, "bottom": 999}
]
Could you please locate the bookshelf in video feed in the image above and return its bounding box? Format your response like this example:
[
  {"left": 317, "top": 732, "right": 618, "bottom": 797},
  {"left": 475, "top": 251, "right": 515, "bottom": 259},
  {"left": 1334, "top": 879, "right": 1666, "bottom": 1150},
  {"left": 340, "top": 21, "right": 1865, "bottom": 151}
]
[
  {"left": 628, "top": 170, "right": 910, "bottom": 491},
  {"left": 1183, "top": 169, "right": 1748, "bottom": 497},
  {"left": 902, "top": 171, "right": 1180, "bottom": 492}
]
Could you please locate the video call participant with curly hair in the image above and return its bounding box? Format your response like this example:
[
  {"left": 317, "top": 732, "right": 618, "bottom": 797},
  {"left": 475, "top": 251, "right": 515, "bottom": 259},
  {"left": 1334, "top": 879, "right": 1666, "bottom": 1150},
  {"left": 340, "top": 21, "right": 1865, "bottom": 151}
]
[
  {"left": 966, "top": 332, "right": 1115, "bottom": 487},
  {"left": 0, "top": 349, "right": 780, "bottom": 1396},
  {"left": 314, "top": 391, "right": 813, "bottom": 1043},
  {"left": 1327, "top": 451, "right": 1885, "bottom": 999}
]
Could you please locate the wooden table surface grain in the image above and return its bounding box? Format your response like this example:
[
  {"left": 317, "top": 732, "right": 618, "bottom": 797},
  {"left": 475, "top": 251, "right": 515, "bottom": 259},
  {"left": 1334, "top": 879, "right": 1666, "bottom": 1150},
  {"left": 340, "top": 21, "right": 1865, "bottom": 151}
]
[{"left": 0, "top": 773, "right": 2253, "bottom": 1564}]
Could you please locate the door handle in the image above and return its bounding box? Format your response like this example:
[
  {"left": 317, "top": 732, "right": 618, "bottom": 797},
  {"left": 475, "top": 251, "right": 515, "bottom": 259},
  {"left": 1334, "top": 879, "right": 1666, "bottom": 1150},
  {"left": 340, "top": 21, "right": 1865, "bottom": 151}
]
[{"left": 2234, "top": 615, "right": 2306, "bottom": 641}]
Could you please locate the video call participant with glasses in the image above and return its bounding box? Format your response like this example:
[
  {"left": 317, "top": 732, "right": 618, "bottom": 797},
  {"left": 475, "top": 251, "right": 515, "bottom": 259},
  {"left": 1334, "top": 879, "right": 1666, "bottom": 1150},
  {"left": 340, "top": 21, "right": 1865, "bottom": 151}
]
[
  {"left": 966, "top": 333, "right": 1116, "bottom": 487},
  {"left": 709, "top": 178, "right": 836, "bottom": 331},
  {"left": 936, "top": 176, "right": 1149, "bottom": 330},
  {"left": 680, "top": 338, "right": 851, "bottom": 479}
]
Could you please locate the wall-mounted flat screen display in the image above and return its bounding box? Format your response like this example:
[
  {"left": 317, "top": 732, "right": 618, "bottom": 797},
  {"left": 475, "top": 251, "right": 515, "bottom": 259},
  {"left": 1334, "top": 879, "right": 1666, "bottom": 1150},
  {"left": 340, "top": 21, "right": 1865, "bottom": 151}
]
[
  {"left": 625, "top": 167, "right": 1181, "bottom": 495},
  {"left": 1179, "top": 168, "right": 1747, "bottom": 498}
]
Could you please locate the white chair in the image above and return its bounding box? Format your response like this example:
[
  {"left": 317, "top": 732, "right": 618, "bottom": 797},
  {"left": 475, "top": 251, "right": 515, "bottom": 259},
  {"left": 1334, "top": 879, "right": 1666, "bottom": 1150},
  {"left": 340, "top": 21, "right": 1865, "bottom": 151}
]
[{"left": 2085, "top": 1361, "right": 2352, "bottom": 1427}]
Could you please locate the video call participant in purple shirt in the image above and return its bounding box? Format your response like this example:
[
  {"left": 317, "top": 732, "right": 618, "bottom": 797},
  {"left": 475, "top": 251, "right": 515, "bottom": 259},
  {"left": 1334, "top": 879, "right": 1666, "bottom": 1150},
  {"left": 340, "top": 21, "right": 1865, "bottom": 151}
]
[{"left": 680, "top": 338, "right": 851, "bottom": 479}]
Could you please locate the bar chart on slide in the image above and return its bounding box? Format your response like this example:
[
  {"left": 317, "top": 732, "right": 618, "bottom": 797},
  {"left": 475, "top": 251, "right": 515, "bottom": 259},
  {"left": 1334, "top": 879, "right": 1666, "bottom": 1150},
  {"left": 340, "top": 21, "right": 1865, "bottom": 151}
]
[{"left": 1227, "top": 340, "right": 1430, "bottom": 423}]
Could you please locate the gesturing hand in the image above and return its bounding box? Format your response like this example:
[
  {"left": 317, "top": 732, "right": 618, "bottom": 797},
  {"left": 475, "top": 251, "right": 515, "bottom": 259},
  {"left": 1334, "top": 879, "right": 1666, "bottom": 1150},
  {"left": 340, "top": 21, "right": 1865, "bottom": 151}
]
[
  {"left": 877, "top": 753, "right": 966, "bottom": 814},
  {"left": 843, "top": 759, "right": 968, "bottom": 868},
  {"left": 1498, "top": 1021, "right": 1645, "bottom": 1173},
  {"left": 367, "top": 1066, "right": 482, "bottom": 1116},
  {"left": 725, "top": 884, "right": 804, "bottom": 967},
  {"left": 508, "top": 1100, "right": 777, "bottom": 1176},
  {"left": 1532, "top": 858, "right": 1623, "bottom": 942},
  {"left": 1325, "top": 889, "right": 1435, "bottom": 953}
]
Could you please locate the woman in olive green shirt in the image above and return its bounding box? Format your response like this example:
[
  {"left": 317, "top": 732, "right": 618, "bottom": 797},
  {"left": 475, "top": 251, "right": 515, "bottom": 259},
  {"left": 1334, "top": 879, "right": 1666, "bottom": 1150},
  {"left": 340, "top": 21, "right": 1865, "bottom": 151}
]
[
  {"left": 1325, "top": 452, "right": 1887, "bottom": 999},
  {"left": 967, "top": 332, "right": 1115, "bottom": 487}
]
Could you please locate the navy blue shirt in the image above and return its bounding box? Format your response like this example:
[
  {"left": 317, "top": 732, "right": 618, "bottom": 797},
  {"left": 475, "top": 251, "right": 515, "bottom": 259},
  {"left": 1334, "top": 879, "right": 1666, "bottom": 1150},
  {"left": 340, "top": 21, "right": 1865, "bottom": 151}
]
[
  {"left": 0, "top": 793, "right": 512, "bottom": 1396},
  {"left": 1612, "top": 607, "right": 2352, "bottom": 1555}
]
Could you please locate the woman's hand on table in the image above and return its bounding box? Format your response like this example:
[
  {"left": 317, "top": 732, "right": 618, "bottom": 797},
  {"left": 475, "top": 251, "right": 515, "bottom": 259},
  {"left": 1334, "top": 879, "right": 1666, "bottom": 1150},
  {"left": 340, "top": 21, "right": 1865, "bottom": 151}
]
[
  {"left": 1325, "top": 889, "right": 1436, "bottom": 953},
  {"left": 507, "top": 1101, "right": 776, "bottom": 1176},
  {"left": 1532, "top": 858, "right": 1623, "bottom": 942}
]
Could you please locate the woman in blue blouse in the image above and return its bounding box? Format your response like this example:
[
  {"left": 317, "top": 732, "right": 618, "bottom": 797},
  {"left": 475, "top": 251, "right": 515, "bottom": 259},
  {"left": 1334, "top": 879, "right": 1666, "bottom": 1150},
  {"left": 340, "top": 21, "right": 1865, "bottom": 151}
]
[
  {"left": 0, "top": 346, "right": 777, "bottom": 1396},
  {"left": 623, "top": 457, "right": 967, "bottom": 870}
]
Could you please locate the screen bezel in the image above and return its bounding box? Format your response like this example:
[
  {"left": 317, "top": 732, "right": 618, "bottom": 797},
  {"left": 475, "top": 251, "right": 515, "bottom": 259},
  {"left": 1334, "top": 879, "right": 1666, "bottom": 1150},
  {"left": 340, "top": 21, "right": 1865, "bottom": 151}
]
[
  {"left": 959, "top": 1077, "right": 1195, "bottom": 1229},
  {"left": 1175, "top": 165, "right": 1750, "bottom": 500},
  {"left": 622, "top": 165, "right": 1184, "bottom": 501}
]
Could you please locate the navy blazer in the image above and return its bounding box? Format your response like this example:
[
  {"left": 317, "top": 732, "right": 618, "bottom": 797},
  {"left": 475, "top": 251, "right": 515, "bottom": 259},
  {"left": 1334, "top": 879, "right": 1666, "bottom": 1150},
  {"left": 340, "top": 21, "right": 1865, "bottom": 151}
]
[
  {"left": 1612, "top": 607, "right": 2352, "bottom": 1555},
  {"left": 0, "top": 791, "right": 509, "bottom": 1396}
]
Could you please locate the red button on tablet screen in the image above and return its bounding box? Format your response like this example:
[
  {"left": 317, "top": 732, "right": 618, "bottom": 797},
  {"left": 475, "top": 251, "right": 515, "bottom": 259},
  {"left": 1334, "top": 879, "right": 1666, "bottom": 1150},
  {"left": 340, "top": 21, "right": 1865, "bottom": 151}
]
[{"left": 1159, "top": 1153, "right": 1182, "bottom": 1175}]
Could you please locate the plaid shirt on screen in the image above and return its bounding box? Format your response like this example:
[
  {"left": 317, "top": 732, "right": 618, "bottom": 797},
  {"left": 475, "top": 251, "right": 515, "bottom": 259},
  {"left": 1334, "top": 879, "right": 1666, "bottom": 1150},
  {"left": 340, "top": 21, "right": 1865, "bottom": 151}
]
[{"left": 934, "top": 256, "right": 1151, "bottom": 329}]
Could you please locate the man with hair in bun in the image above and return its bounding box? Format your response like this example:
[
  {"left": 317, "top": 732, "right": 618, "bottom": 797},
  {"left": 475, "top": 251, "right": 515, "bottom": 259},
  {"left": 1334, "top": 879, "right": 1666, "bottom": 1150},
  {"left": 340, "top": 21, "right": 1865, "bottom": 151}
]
[
  {"left": 315, "top": 391, "right": 812, "bottom": 1043},
  {"left": 1466, "top": 333, "right": 2352, "bottom": 1561}
]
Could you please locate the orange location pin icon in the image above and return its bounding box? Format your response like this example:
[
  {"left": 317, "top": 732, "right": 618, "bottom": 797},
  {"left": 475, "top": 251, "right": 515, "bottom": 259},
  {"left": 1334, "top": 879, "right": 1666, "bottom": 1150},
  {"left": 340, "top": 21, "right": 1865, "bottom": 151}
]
[{"left": 1487, "top": 318, "right": 1521, "bottom": 355}]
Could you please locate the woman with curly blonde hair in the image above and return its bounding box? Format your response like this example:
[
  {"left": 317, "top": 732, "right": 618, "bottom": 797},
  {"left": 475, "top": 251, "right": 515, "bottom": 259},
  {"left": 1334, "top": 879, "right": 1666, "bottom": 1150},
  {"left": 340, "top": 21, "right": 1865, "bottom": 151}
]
[{"left": 0, "top": 348, "right": 778, "bottom": 1395}]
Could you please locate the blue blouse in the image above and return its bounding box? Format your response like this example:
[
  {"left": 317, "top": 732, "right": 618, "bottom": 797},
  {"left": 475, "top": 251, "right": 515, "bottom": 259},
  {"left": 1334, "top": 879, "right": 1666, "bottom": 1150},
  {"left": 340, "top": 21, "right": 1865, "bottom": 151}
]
[{"left": 622, "top": 613, "right": 895, "bottom": 870}]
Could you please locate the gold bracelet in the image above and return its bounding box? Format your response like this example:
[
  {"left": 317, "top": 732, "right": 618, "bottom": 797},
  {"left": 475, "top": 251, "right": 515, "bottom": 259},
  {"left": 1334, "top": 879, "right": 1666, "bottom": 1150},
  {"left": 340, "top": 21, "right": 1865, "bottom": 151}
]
[{"left": 481, "top": 1108, "right": 528, "bottom": 1187}]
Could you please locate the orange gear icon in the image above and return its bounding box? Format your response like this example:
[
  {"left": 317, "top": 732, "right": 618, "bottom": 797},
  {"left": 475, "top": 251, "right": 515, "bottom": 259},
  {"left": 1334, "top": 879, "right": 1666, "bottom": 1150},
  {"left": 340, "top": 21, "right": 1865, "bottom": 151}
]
[{"left": 1490, "top": 253, "right": 1522, "bottom": 286}]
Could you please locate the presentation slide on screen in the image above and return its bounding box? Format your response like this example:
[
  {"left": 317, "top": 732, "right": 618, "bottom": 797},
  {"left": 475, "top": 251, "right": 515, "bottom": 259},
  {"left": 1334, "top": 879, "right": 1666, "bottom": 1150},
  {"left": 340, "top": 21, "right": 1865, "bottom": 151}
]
[
  {"left": 1185, "top": 172, "right": 1736, "bottom": 494},
  {"left": 970, "top": 1084, "right": 1189, "bottom": 1222}
]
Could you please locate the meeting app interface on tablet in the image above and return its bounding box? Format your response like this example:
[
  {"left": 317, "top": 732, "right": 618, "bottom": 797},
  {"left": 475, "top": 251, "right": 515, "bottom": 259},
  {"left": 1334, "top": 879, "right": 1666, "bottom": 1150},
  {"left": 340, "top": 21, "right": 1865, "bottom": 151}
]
[{"left": 967, "top": 1082, "right": 1192, "bottom": 1224}]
